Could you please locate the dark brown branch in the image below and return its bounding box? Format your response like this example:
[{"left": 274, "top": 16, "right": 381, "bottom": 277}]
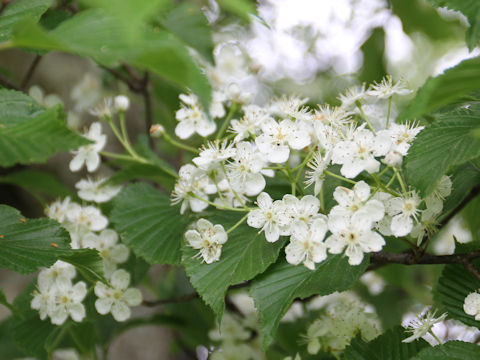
[
  {"left": 461, "top": 259, "right": 480, "bottom": 282},
  {"left": 0, "top": 73, "right": 20, "bottom": 91},
  {"left": 440, "top": 184, "right": 480, "bottom": 227},
  {"left": 370, "top": 250, "right": 480, "bottom": 266},
  {"left": 0, "top": 1, "right": 9, "bottom": 15},
  {"left": 21, "top": 55, "right": 42, "bottom": 90},
  {"left": 142, "top": 282, "right": 250, "bottom": 307}
]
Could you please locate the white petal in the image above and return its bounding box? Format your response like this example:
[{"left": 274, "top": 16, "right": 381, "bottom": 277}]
[
  {"left": 244, "top": 173, "right": 266, "bottom": 196},
  {"left": 69, "top": 303, "right": 86, "bottom": 322},
  {"left": 110, "top": 269, "right": 130, "bottom": 290},
  {"left": 391, "top": 214, "right": 413, "bottom": 237},
  {"left": 257, "top": 192, "right": 272, "bottom": 210},
  {"left": 95, "top": 297, "right": 114, "bottom": 315},
  {"left": 85, "top": 151, "right": 101, "bottom": 172},
  {"left": 69, "top": 153, "right": 85, "bottom": 172},
  {"left": 340, "top": 160, "right": 364, "bottom": 178},
  {"left": 175, "top": 120, "right": 195, "bottom": 139},
  {"left": 112, "top": 302, "right": 131, "bottom": 322},
  {"left": 264, "top": 224, "right": 280, "bottom": 243},
  {"left": 345, "top": 245, "right": 364, "bottom": 265},
  {"left": 268, "top": 145, "right": 290, "bottom": 163},
  {"left": 247, "top": 210, "right": 266, "bottom": 229},
  {"left": 122, "top": 288, "right": 142, "bottom": 306},
  {"left": 354, "top": 181, "right": 371, "bottom": 201}
]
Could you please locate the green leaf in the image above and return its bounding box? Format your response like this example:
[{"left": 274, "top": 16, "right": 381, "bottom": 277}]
[
  {"left": 398, "top": 57, "right": 480, "bottom": 121},
  {"left": 69, "top": 321, "right": 96, "bottom": 354},
  {"left": 0, "top": 205, "right": 71, "bottom": 274},
  {"left": 0, "top": 318, "right": 24, "bottom": 360},
  {"left": 11, "top": 10, "right": 211, "bottom": 109},
  {"left": 111, "top": 183, "right": 191, "bottom": 265},
  {"left": 160, "top": 2, "right": 214, "bottom": 63},
  {"left": 217, "top": 0, "right": 257, "bottom": 22},
  {"left": 182, "top": 213, "right": 286, "bottom": 319},
  {"left": 250, "top": 255, "right": 369, "bottom": 348},
  {"left": 410, "top": 341, "right": 480, "bottom": 360},
  {"left": 434, "top": 261, "right": 480, "bottom": 328},
  {"left": 426, "top": 0, "right": 480, "bottom": 50},
  {"left": 0, "top": 169, "right": 73, "bottom": 200},
  {"left": 343, "top": 326, "right": 430, "bottom": 360},
  {"left": 439, "top": 162, "right": 480, "bottom": 223},
  {"left": 0, "top": 0, "right": 52, "bottom": 42},
  {"left": 0, "top": 91, "right": 91, "bottom": 167},
  {"left": 59, "top": 248, "right": 107, "bottom": 284},
  {"left": 404, "top": 104, "right": 480, "bottom": 196}
]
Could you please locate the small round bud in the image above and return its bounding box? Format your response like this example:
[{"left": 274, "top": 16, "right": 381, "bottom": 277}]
[
  {"left": 149, "top": 124, "right": 165, "bottom": 138},
  {"left": 114, "top": 95, "right": 130, "bottom": 111}
]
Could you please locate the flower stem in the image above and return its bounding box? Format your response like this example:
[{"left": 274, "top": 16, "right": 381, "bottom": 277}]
[
  {"left": 227, "top": 213, "right": 249, "bottom": 234},
  {"left": 386, "top": 96, "right": 392, "bottom": 128},
  {"left": 190, "top": 192, "right": 249, "bottom": 212},
  {"left": 355, "top": 101, "right": 376, "bottom": 134},
  {"left": 163, "top": 133, "right": 199, "bottom": 154},
  {"left": 216, "top": 102, "right": 237, "bottom": 140},
  {"left": 324, "top": 170, "right": 356, "bottom": 185},
  {"left": 393, "top": 168, "right": 408, "bottom": 194}
]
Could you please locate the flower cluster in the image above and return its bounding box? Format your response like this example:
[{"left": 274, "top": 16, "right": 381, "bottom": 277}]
[
  {"left": 31, "top": 98, "right": 142, "bottom": 324},
  {"left": 173, "top": 76, "right": 455, "bottom": 269}
]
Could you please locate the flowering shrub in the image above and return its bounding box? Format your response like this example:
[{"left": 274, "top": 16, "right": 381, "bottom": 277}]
[{"left": 1, "top": 0, "right": 480, "bottom": 359}]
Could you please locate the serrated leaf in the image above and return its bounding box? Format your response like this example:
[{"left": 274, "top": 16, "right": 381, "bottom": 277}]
[
  {"left": 69, "top": 321, "right": 96, "bottom": 354},
  {"left": 160, "top": 2, "right": 214, "bottom": 63},
  {"left": 111, "top": 183, "right": 191, "bottom": 265},
  {"left": 0, "top": 205, "right": 71, "bottom": 274},
  {"left": 399, "top": 57, "right": 480, "bottom": 121},
  {"left": 250, "top": 255, "right": 369, "bottom": 348},
  {"left": 0, "top": 91, "right": 91, "bottom": 167},
  {"left": 182, "top": 213, "right": 286, "bottom": 319},
  {"left": 404, "top": 104, "right": 480, "bottom": 196},
  {"left": 426, "top": 1, "right": 480, "bottom": 51},
  {"left": 434, "top": 262, "right": 480, "bottom": 328},
  {"left": 59, "top": 248, "right": 106, "bottom": 284},
  {"left": 343, "top": 326, "right": 430, "bottom": 360},
  {"left": 410, "top": 340, "right": 480, "bottom": 360},
  {"left": 11, "top": 10, "right": 211, "bottom": 109},
  {"left": 0, "top": 0, "right": 52, "bottom": 42}
]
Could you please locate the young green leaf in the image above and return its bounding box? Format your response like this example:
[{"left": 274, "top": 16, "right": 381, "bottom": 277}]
[
  {"left": 250, "top": 255, "right": 369, "bottom": 348},
  {"left": 111, "top": 183, "right": 191, "bottom": 265},
  {"left": 59, "top": 249, "right": 107, "bottom": 284}
]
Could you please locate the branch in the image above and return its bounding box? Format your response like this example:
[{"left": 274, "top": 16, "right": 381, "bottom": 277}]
[
  {"left": 0, "top": 73, "right": 20, "bottom": 91},
  {"left": 141, "top": 282, "right": 250, "bottom": 307},
  {"left": 439, "top": 184, "right": 480, "bottom": 227},
  {"left": 21, "top": 55, "right": 42, "bottom": 90}
]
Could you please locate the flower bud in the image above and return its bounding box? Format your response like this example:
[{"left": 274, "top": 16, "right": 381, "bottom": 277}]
[
  {"left": 114, "top": 95, "right": 130, "bottom": 111},
  {"left": 149, "top": 124, "right": 165, "bottom": 138}
]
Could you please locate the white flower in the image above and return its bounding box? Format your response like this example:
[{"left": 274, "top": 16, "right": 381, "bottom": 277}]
[
  {"left": 53, "top": 348, "right": 80, "bottom": 360},
  {"left": 71, "top": 73, "right": 102, "bottom": 113},
  {"left": 338, "top": 84, "right": 367, "bottom": 110},
  {"left": 464, "top": 292, "right": 480, "bottom": 321},
  {"left": 94, "top": 269, "right": 142, "bottom": 322},
  {"left": 82, "top": 229, "right": 129, "bottom": 276},
  {"left": 331, "top": 125, "right": 391, "bottom": 178},
  {"left": 326, "top": 213, "right": 385, "bottom": 266},
  {"left": 230, "top": 105, "right": 269, "bottom": 142},
  {"left": 46, "top": 197, "right": 77, "bottom": 224},
  {"left": 69, "top": 122, "right": 106, "bottom": 172},
  {"left": 193, "top": 141, "right": 235, "bottom": 171},
  {"left": 368, "top": 75, "right": 412, "bottom": 99},
  {"left": 75, "top": 178, "right": 122, "bottom": 203},
  {"left": 175, "top": 93, "right": 216, "bottom": 139},
  {"left": 268, "top": 95, "right": 309, "bottom": 120},
  {"left": 378, "top": 122, "right": 424, "bottom": 156},
  {"left": 50, "top": 277, "right": 87, "bottom": 325},
  {"left": 171, "top": 164, "right": 211, "bottom": 214},
  {"left": 285, "top": 219, "right": 328, "bottom": 270},
  {"left": 89, "top": 97, "right": 114, "bottom": 118},
  {"left": 329, "top": 181, "right": 385, "bottom": 225},
  {"left": 66, "top": 205, "right": 108, "bottom": 232},
  {"left": 31, "top": 278, "right": 56, "bottom": 321},
  {"left": 38, "top": 261, "right": 76, "bottom": 289},
  {"left": 114, "top": 95, "right": 130, "bottom": 111},
  {"left": 210, "top": 90, "right": 226, "bottom": 118},
  {"left": 402, "top": 309, "right": 447, "bottom": 343},
  {"left": 304, "top": 151, "right": 331, "bottom": 196},
  {"left": 386, "top": 192, "right": 420, "bottom": 237},
  {"left": 226, "top": 142, "right": 268, "bottom": 196},
  {"left": 29, "top": 85, "right": 62, "bottom": 108},
  {"left": 247, "top": 192, "right": 288, "bottom": 242},
  {"left": 283, "top": 194, "right": 321, "bottom": 231},
  {"left": 255, "top": 118, "right": 310, "bottom": 163},
  {"left": 424, "top": 175, "right": 452, "bottom": 217},
  {"left": 185, "top": 219, "right": 228, "bottom": 264}
]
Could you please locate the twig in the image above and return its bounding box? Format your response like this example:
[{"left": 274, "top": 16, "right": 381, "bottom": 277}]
[
  {"left": 370, "top": 250, "right": 480, "bottom": 266},
  {"left": 21, "top": 55, "right": 42, "bottom": 90},
  {"left": 440, "top": 185, "right": 480, "bottom": 227},
  {"left": 461, "top": 259, "right": 480, "bottom": 282},
  {"left": 0, "top": 73, "right": 19, "bottom": 90}
]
